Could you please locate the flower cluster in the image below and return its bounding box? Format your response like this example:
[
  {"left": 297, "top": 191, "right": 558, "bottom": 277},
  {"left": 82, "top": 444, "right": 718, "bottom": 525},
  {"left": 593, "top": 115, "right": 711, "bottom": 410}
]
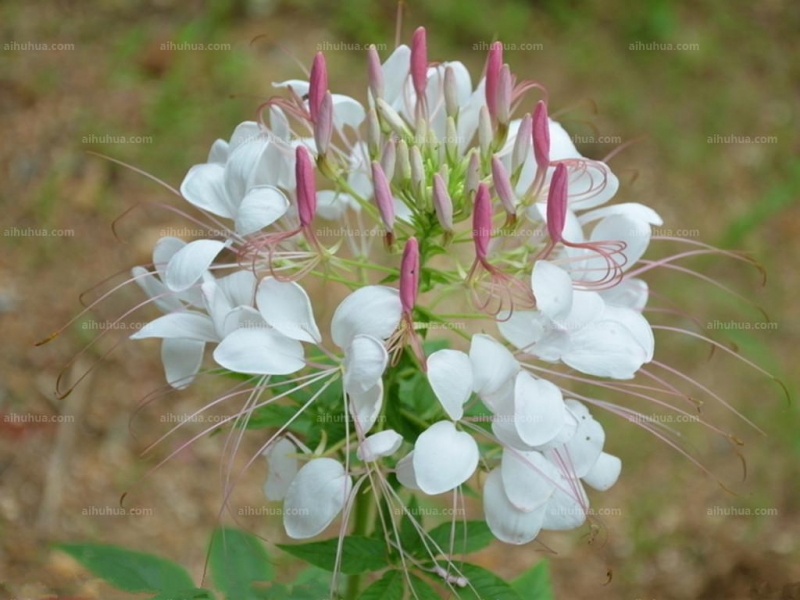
[
  {"left": 128, "top": 28, "right": 656, "bottom": 541},
  {"left": 100, "top": 27, "right": 769, "bottom": 590}
]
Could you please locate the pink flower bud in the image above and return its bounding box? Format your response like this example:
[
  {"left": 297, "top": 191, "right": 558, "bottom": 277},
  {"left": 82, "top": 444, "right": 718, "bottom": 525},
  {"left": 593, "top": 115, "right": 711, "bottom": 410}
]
[
  {"left": 411, "top": 27, "right": 428, "bottom": 99},
  {"left": 546, "top": 162, "right": 568, "bottom": 242},
  {"left": 496, "top": 64, "right": 512, "bottom": 126},
  {"left": 444, "top": 65, "right": 459, "bottom": 117},
  {"left": 367, "top": 44, "right": 384, "bottom": 100},
  {"left": 309, "top": 52, "right": 328, "bottom": 123},
  {"left": 473, "top": 183, "right": 493, "bottom": 261},
  {"left": 371, "top": 161, "right": 395, "bottom": 234},
  {"left": 295, "top": 146, "right": 317, "bottom": 228},
  {"left": 512, "top": 113, "right": 532, "bottom": 172},
  {"left": 484, "top": 41, "right": 503, "bottom": 120},
  {"left": 313, "top": 91, "right": 333, "bottom": 156},
  {"left": 432, "top": 173, "right": 454, "bottom": 232},
  {"left": 491, "top": 155, "right": 516, "bottom": 217},
  {"left": 400, "top": 237, "right": 420, "bottom": 314},
  {"left": 381, "top": 138, "right": 396, "bottom": 180},
  {"left": 465, "top": 150, "right": 481, "bottom": 197},
  {"left": 533, "top": 100, "right": 550, "bottom": 171}
]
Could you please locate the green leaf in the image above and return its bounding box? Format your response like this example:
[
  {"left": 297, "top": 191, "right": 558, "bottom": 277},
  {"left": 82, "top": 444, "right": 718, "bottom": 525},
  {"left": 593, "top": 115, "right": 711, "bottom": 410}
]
[
  {"left": 150, "top": 589, "right": 215, "bottom": 600},
  {"left": 407, "top": 572, "right": 441, "bottom": 600},
  {"left": 209, "top": 527, "right": 273, "bottom": 600},
  {"left": 55, "top": 542, "right": 194, "bottom": 593},
  {"left": 415, "top": 521, "right": 494, "bottom": 557},
  {"left": 358, "top": 570, "right": 404, "bottom": 600},
  {"left": 456, "top": 563, "right": 523, "bottom": 600},
  {"left": 511, "top": 561, "right": 555, "bottom": 600},
  {"left": 277, "top": 536, "right": 387, "bottom": 575}
]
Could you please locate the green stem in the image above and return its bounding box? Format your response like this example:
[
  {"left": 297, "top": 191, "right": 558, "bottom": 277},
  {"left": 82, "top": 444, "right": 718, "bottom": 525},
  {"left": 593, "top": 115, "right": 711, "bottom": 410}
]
[{"left": 344, "top": 485, "right": 374, "bottom": 599}]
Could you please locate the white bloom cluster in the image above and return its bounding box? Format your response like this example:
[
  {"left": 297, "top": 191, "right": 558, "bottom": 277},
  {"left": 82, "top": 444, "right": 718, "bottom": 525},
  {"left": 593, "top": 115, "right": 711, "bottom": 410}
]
[{"left": 129, "top": 29, "right": 664, "bottom": 548}]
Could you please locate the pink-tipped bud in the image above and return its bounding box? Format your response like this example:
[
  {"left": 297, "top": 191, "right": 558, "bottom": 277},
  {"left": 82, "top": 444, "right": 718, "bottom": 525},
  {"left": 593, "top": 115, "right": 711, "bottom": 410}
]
[
  {"left": 512, "top": 113, "right": 532, "bottom": 172},
  {"left": 309, "top": 52, "right": 328, "bottom": 122},
  {"left": 432, "top": 173, "right": 454, "bottom": 232},
  {"left": 444, "top": 66, "right": 459, "bottom": 117},
  {"left": 367, "top": 44, "right": 384, "bottom": 100},
  {"left": 295, "top": 146, "right": 317, "bottom": 228},
  {"left": 371, "top": 161, "right": 395, "bottom": 234},
  {"left": 491, "top": 155, "right": 516, "bottom": 217},
  {"left": 546, "top": 162, "right": 568, "bottom": 242},
  {"left": 367, "top": 106, "right": 381, "bottom": 157},
  {"left": 314, "top": 91, "right": 333, "bottom": 155},
  {"left": 496, "top": 64, "right": 512, "bottom": 126},
  {"left": 484, "top": 41, "right": 503, "bottom": 120},
  {"left": 411, "top": 27, "right": 428, "bottom": 99},
  {"left": 532, "top": 100, "right": 550, "bottom": 171},
  {"left": 400, "top": 237, "right": 420, "bottom": 314},
  {"left": 473, "top": 183, "right": 493, "bottom": 261},
  {"left": 381, "top": 138, "right": 396, "bottom": 180},
  {"left": 465, "top": 150, "right": 481, "bottom": 197}
]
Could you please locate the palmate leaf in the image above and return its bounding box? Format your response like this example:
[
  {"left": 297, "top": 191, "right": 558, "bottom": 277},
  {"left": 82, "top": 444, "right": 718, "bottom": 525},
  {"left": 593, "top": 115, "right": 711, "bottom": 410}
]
[
  {"left": 358, "top": 570, "right": 404, "bottom": 600},
  {"left": 278, "top": 535, "right": 388, "bottom": 575},
  {"left": 511, "top": 561, "right": 555, "bottom": 600},
  {"left": 209, "top": 527, "right": 273, "bottom": 600},
  {"left": 55, "top": 542, "right": 194, "bottom": 594}
]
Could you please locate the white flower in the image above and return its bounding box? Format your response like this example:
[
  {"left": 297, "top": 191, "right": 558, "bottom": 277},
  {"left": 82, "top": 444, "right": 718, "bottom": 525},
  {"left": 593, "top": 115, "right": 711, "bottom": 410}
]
[
  {"left": 283, "top": 457, "right": 352, "bottom": 539},
  {"left": 499, "top": 260, "right": 653, "bottom": 379}
]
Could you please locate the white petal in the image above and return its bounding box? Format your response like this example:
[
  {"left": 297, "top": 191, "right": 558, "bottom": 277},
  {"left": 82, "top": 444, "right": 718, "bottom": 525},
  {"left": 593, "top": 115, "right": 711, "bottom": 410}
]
[
  {"left": 531, "top": 261, "right": 573, "bottom": 321},
  {"left": 469, "top": 334, "right": 520, "bottom": 398},
  {"left": 579, "top": 202, "right": 663, "bottom": 227},
  {"left": 413, "top": 422, "right": 479, "bottom": 495},
  {"left": 497, "top": 310, "right": 548, "bottom": 354},
  {"left": 332, "top": 94, "right": 366, "bottom": 130},
  {"left": 201, "top": 280, "right": 233, "bottom": 336},
  {"left": 316, "top": 190, "right": 357, "bottom": 220},
  {"left": 427, "top": 350, "right": 474, "bottom": 421},
  {"left": 395, "top": 452, "right": 419, "bottom": 490},
  {"left": 600, "top": 277, "right": 649, "bottom": 311},
  {"left": 132, "top": 266, "right": 183, "bottom": 313},
  {"left": 161, "top": 338, "right": 205, "bottom": 389},
  {"left": 216, "top": 270, "right": 258, "bottom": 309},
  {"left": 562, "top": 320, "right": 647, "bottom": 379},
  {"left": 513, "top": 372, "right": 566, "bottom": 447},
  {"left": 381, "top": 45, "right": 411, "bottom": 104},
  {"left": 548, "top": 119, "right": 581, "bottom": 160},
  {"left": 152, "top": 237, "right": 187, "bottom": 279},
  {"left": 330, "top": 286, "right": 402, "bottom": 349},
  {"left": 587, "top": 214, "right": 651, "bottom": 277},
  {"left": 263, "top": 438, "right": 299, "bottom": 501},
  {"left": 548, "top": 400, "right": 605, "bottom": 478},
  {"left": 582, "top": 452, "right": 621, "bottom": 491},
  {"left": 283, "top": 458, "right": 352, "bottom": 539},
  {"left": 208, "top": 138, "right": 229, "bottom": 163},
  {"left": 165, "top": 239, "right": 226, "bottom": 292},
  {"left": 500, "top": 449, "right": 559, "bottom": 512},
  {"left": 343, "top": 335, "right": 388, "bottom": 395},
  {"left": 602, "top": 305, "right": 654, "bottom": 362},
  {"left": 180, "top": 163, "right": 235, "bottom": 218},
  {"left": 213, "top": 328, "right": 304, "bottom": 375},
  {"left": 542, "top": 477, "right": 588, "bottom": 531},
  {"left": 256, "top": 277, "right": 321, "bottom": 343},
  {"left": 235, "top": 185, "right": 289, "bottom": 235},
  {"left": 357, "top": 430, "right": 403, "bottom": 462},
  {"left": 483, "top": 468, "right": 547, "bottom": 545},
  {"left": 131, "top": 312, "right": 217, "bottom": 342},
  {"left": 349, "top": 379, "right": 383, "bottom": 434}
]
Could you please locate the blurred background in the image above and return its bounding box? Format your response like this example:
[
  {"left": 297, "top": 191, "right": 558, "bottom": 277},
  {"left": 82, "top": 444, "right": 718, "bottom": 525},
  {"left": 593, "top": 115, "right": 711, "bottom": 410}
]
[{"left": 1, "top": 0, "right": 798, "bottom": 598}]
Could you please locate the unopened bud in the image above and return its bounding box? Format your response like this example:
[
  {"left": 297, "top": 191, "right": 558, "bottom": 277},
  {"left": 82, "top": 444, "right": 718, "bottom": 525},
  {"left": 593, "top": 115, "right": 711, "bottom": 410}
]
[
  {"left": 400, "top": 237, "right": 420, "bottom": 314},
  {"left": 491, "top": 155, "right": 516, "bottom": 217},
  {"left": 546, "top": 162, "right": 568, "bottom": 242},
  {"left": 308, "top": 52, "right": 328, "bottom": 122},
  {"left": 380, "top": 138, "right": 396, "bottom": 181},
  {"left": 444, "top": 65, "right": 459, "bottom": 117},
  {"left": 313, "top": 91, "right": 333, "bottom": 156},
  {"left": 484, "top": 41, "right": 503, "bottom": 121},
  {"left": 371, "top": 161, "right": 395, "bottom": 236},
  {"left": 367, "top": 44, "right": 384, "bottom": 101},
  {"left": 295, "top": 146, "right": 317, "bottom": 228},
  {"left": 512, "top": 113, "right": 532, "bottom": 173},
  {"left": 533, "top": 100, "right": 550, "bottom": 171},
  {"left": 432, "top": 173, "right": 454, "bottom": 232}
]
